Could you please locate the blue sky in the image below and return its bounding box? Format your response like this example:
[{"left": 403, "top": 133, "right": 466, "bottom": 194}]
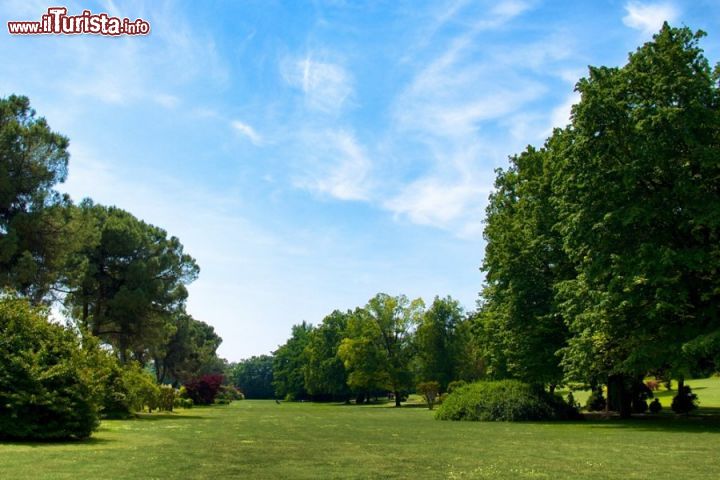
[{"left": 2, "top": 1, "right": 718, "bottom": 361}]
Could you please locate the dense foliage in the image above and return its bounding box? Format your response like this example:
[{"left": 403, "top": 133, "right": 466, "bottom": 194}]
[
  {"left": 230, "top": 355, "right": 275, "bottom": 399},
  {"left": 184, "top": 374, "right": 224, "bottom": 405},
  {"left": 0, "top": 94, "right": 223, "bottom": 439},
  {"left": 435, "top": 380, "right": 578, "bottom": 422},
  {"left": 0, "top": 296, "right": 99, "bottom": 440},
  {"left": 477, "top": 24, "right": 720, "bottom": 416}
]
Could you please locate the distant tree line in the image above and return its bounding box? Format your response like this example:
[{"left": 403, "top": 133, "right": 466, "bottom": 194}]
[
  {"left": 230, "top": 293, "right": 483, "bottom": 405},
  {"left": 231, "top": 25, "right": 720, "bottom": 416}
]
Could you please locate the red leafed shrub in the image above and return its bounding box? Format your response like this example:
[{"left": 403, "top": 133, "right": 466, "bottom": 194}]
[
  {"left": 645, "top": 380, "right": 660, "bottom": 392},
  {"left": 184, "top": 375, "right": 224, "bottom": 405}
]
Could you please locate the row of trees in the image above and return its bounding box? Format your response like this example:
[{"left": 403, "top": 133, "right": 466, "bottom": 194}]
[
  {"left": 232, "top": 25, "right": 719, "bottom": 416},
  {"left": 231, "top": 293, "right": 483, "bottom": 406},
  {"left": 1, "top": 94, "right": 226, "bottom": 437},
  {"left": 478, "top": 24, "right": 720, "bottom": 416}
]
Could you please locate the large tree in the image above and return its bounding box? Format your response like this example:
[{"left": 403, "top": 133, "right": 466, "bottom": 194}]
[
  {"left": 479, "top": 145, "right": 570, "bottom": 390},
  {"left": 272, "top": 321, "right": 313, "bottom": 400},
  {"left": 303, "top": 310, "right": 351, "bottom": 400},
  {"left": 551, "top": 25, "right": 720, "bottom": 414},
  {"left": 152, "top": 312, "right": 222, "bottom": 385},
  {"left": 0, "top": 95, "right": 80, "bottom": 303},
  {"left": 339, "top": 293, "right": 424, "bottom": 407},
  {"left": 64, "top": 201, "right": 199, "bottom": 363},
  {"left": 413, "top": 296, "right": 472, "bottom": 391}
]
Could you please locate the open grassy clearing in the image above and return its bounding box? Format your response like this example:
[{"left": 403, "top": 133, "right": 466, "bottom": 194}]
[{"left": 2, "top": 384, "right": 720, "bottom": 480}]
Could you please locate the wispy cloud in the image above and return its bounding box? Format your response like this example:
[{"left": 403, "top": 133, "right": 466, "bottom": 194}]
[
  {"left": 295, "top": 130, "right": 372, "bottom": 201},
  {"left": 282, "top": 54, "right": 354, "bottom": 114},
  {"left": 381, "top": 1, "right": 551, "bottom": 237},
  {"left": 231, "top": 120, "right": 263, "bottom": 146},
  {"left": 384, "top": 179, "right": 489, "bottom": 230},
  {"left": 623, "top": 1, "right": 679, "bottom": 35}
]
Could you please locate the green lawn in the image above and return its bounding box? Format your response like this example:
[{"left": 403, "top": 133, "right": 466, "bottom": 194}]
[{"left": 2, "top": 382, "right": 720, "bottom": 479}]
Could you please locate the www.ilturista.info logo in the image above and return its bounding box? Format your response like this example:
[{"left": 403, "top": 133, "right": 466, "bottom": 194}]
[{"left": 7, "top": 7, "right": 150, "bottom": 36}]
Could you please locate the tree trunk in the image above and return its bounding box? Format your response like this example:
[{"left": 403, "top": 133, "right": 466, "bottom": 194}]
[
  {"left": 394, "top": 390, "right": 401, "bottom": 407},
  {"left": 608, "top": 374, "right": 632, "bottom": 418}
]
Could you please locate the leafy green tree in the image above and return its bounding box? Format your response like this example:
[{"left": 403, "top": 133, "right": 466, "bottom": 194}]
[
  {"left": 0, "top": 295, "right": 100, "bottom": 439},
  {"left": 0, "top": 95, "right": 81, "bottom": 303},
  {"left": 339, "top": 294, "right": 424, "bottom": 407},
  {"left": 152, "top": 312, "right": 222, "bottom": 385},
  {"left": 550, "top": 25, "right": 720, "bottom": 414},
  {"left": 64, "top": 201, "right": 199, "bottom": 364},
  {"left": 273, "top": 322, "right": 313, "bottom": 400},
  {"left": 479, "top": 145, "right": 570, "bottom": 391},
  {"left": 303, "top": 310, "right": 351, "bottom": 400},
  {"left": 230, "top": 355, "right": 274, "bottom": 399},
  {"left": 413, "top": 296, "right": 470, "bottom": 391}
]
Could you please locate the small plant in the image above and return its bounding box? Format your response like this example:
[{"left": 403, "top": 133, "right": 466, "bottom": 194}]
[
  {"left": 417, "top": 381, "right": 441, "bottom": 410},
  {"left": 585, "top": 387, "right": 606, "bottom": 412},
  {"left": 173, "top": 397, "right": 193, "bottom": 409},
  {"left": 158, "top": 385, "right": 176, "bottom": 412},
  {"left": 649, "top": 398, "right": 662, "bottom": 414},
  {"left": 671, "top": 385, "right": 698, "bottom": 414}
]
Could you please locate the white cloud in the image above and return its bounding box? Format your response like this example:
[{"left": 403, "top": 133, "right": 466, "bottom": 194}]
[
  {"left": 231, "top": 120, "right": 263, "bottom": 146},
  {"left": 282, "top": 54, "right": 354, "bottom": 114},
  {"left": 489, "top": 0, "right": 532, "bottom": 22},
  {"left": 384, "top": 179, "right": 488, "bottom": 229},
  {"left": 623, "top": 2, "right": 679, "bottom": 35},
  {"left": 296, "top": 130, "right": 372, "bottom": 201}
]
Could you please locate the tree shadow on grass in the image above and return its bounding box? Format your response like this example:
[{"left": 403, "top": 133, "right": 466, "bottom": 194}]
[
  {"left": 0, "top": 436, "right": 115, "bottom": 447},
  {"left": 131, "top": 413, "right": 206, "bottom": 421},
  {"left": 554, "top": 410, "right": 720, "bottom": 434}
]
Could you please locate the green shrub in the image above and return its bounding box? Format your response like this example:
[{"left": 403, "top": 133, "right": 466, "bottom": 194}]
[
  {"left": 173, "top": 397, "right": 193, "bottom": 409},
  {"left": 158, "top": 385, "right": 176, "bottom": 412},
  {"left": 671, "top": 385, "right": 698, "bottom": 414},
  {"left": 447, "top": 380, "right": 467, "bottom": 394},
  {"left": 649, "top": 398, "right": 662, "bottom": 413},
  {"left": 0, "top": 296, "right": 100, "bottom": 440},
  {"left": 119, "top": 362, "right": 161, "bottom": 413},
  {"left": 214, "top": 385, "right": 244, "bottom": 405},
  {"left": 435, "top": 380, "right": 579, "bottom": 422},
  {"left": 585, "top": 387, "right": 606, "bottom": 412}
]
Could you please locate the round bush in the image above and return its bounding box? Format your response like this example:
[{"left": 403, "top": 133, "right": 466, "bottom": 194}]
[
  {"left": 0, "top": 296, "right": 100, "bottom": 440},
  {"left": 435, "top": 380, "right": 579, "bottom": 422}
]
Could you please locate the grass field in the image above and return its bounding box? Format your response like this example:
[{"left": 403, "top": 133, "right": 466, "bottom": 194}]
[{"left": 1, "top": 379, "right": 719, "bottom": 479}]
